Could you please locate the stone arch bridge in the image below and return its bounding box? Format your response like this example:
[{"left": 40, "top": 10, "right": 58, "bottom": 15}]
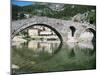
[{"left": 11, "top": 16, "right": 96, "bottom": 42}]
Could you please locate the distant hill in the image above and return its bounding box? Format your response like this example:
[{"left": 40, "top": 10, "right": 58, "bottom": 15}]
[{"left": 12, "top": 3, "right": 96, "bottom": 24}]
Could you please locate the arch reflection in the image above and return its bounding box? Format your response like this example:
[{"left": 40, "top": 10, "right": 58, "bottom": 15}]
[{"left": 12, "top": 25, "right": 62, "bottom": 59}]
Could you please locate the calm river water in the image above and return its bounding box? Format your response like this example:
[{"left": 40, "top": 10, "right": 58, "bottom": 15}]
[{"left": 11, "top": 40, "right": 96, "bottom": 74}]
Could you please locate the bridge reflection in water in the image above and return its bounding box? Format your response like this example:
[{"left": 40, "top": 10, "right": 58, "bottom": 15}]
[
  {"left": 11, "top": 22, "right": 96, "bottom": 74},
  {"left": 11, "top": 24, "right": 96, "bottom": 74},
  {"left": 12, "top": 39, "right": 96, "bottom": 74}
]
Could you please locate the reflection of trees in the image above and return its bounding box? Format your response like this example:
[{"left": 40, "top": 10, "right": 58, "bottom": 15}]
[
  {"left": 12, "top": 47, "right": 53, "bottom": 73},
  {"left": 12, "top": 41, "right": 96, "bottom": 74},
  {"left": 68, "top": 49, "right": 75, "bottom": 58},
  {"left": 73, "top": 45, "right": 95, "bottom": 58},
  {"left": 66, "top": 42, "right": 95, "bottom": 57}
]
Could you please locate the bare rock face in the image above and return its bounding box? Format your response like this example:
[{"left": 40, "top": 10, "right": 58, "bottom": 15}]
[
  {"left": 71, "top": 12, "right": 89, "bottom": 23},
  {"left": 48, "top": 3, "right": 64, "bottom": 11},
  {"left": 35, "top": 2, "right": 64, "bottom": 11}
]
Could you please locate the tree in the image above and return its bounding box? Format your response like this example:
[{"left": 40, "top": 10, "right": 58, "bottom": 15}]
[
  {"left": 87, "top": 11, "right": 96, "bottom": 24},
  {"left": 19, "top": 13, "right": 25, "bottom": 19}
]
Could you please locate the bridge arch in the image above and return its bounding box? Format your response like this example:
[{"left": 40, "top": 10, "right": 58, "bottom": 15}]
[
  {"left": 12, "top": 23, "right": 63, "bottom": 43},
  {"left": 80, "top": 27, "right": 96, "bottom": 42},
  {"left": 85, "top": 28, "right": 96, "bottom": 41}
]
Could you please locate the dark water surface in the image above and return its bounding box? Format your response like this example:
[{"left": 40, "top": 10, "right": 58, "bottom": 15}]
[{"left": 11, "top": 40, "right": 96, "bottom": 74}]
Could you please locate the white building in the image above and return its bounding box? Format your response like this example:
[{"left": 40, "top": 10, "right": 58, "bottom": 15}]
[
  {"left": 28, "top": 29, "right": 39, "bottom": 38},
  {"left": 24, "top": 14, "right": 31, "bottom": 18},
  {"left": 40, "top": 31, "right": 52, "bottom": 35}
]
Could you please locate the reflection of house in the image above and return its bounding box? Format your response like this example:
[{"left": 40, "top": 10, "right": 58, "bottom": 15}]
[
  {"left": 39, "top": 42, "right": 53, "bottom": 53},
  {"left": 28, "top": 41, "right": 39, "bottom": 50},
  {"left": 12, "top": 36, "right": 27, "bottom": 48},
  {"left": 28, "top": 41, "right": 53, "bottom": 54}
]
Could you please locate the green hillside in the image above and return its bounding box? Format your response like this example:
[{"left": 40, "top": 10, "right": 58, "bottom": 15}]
[{"left": 12, "top": 3, "right": 96, "bottom": 24}]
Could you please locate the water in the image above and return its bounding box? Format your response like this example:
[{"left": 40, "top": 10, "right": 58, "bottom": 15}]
[{"left": 11, "top": 40, "right": 96, "bottom": 74}]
